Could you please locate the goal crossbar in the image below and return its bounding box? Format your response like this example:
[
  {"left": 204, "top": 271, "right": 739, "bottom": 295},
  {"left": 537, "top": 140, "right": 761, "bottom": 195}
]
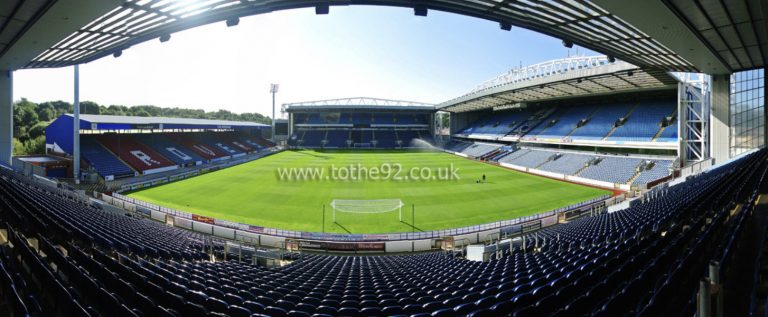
[{"left": 330, "top": 199, "right": 404, "bottom": 222}]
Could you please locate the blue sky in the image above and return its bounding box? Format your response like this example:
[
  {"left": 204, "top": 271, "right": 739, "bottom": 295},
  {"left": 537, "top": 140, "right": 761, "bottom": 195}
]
[{"left": 13, "top": 5, "right": 595, "bottom": 118}]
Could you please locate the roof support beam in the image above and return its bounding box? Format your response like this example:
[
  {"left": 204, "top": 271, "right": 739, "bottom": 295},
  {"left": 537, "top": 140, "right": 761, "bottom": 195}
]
[
  {"left": 0, "top": 70, "right": 11, "bottom": 165},
  {"left": 593, "top": 0, "right": 730, "bottom": 74},
  {"left": 689, "top": 0, "right": 743, "bottom": 70},
  {"left": 0, "top": 0, "right": 122, "bottom": 70},
  {"left": 744, "top": 0, "right": 766, "bottom": 66},
  {"left": 717, "top": 0, "right": 754, "bottom": 68}
]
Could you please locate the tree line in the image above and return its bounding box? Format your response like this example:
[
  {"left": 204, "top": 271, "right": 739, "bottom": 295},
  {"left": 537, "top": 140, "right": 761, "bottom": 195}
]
[{"left": 13, "top": 98, "right": 271, "bottom": 155}]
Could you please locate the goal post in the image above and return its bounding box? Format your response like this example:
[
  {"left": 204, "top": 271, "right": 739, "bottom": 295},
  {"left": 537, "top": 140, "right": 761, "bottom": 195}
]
[{"left": 330, "top": 199, "right": 404, "bottom": 222}]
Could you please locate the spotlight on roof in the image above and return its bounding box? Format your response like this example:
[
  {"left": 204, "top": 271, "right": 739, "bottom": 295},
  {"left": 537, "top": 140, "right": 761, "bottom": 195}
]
[
  {"left": 315, "top": 4, "right": 329, "bottom": 14},
  {"left": 562, "top": 40, "right": 573, "bottom": 48},
  {"left": 414, "top": 6, "right": 427, "bottom": 17},
  {"left": 627, "top": 70, "right": 634, "bottom": 77},
  {"left": 607, "top": 55, "right": 616, "bottom": 63},
  {"left": 159, "top": 34, "right": 171, "bottom": 43},
  {"left": 113, "top": 50, "right": 122, "bottom": 58},
  {"left": 500, "top": 21, "right": 512, "bottom": 31},
  {"left": 226, "top": 17, "right": 239, "bottom": 27}
]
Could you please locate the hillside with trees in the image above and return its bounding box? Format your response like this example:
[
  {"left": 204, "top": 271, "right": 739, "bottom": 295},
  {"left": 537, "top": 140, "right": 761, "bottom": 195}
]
[{"left": 13, "top": 98, "right": 271, "bottom": 155}]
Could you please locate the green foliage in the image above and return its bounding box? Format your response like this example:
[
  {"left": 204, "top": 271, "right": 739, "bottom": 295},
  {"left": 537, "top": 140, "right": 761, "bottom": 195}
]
[
  {"left": 27, "top": 122, "right": 47, "bottom": 139},
  {"left": 12, "top": 139, "right": 23, "bottom": 156},
  {"left": 80, "top": 101, "right": 100, "bottom": 114},
  {"left": 11, "top": 98, "right": 271, "bottom": 155},
  {"left": 13, "top": 136, "right": 45, "bottom": 156}
]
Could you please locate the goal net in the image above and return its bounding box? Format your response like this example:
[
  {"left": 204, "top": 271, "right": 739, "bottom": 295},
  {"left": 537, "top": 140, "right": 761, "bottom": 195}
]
[{"left": 330, "top": 199, "right": 404, "bottom": 222}]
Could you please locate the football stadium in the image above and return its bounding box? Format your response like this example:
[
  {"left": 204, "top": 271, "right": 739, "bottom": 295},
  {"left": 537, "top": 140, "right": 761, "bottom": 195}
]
[{"left": 0, "top": 1, "right": 766, "bottom": 317}]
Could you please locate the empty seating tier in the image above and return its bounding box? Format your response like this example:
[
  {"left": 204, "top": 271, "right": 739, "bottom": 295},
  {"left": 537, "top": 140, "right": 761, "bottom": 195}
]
[
  {"left": 458, "top": 100, "right": 678, "bottom": 143},
  {"left": 96, "top": 134, "right": 176, "bottom": 173},
  {"left": 80, "top": 138, "right": 135, "bottom": 179}
]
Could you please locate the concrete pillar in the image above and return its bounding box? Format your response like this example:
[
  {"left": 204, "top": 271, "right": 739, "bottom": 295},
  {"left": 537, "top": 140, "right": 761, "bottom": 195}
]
[
  {"left": 73, "top": 65, "right": 80, "bottom": 183},
  {"left": 0, "top": 70, "right": 12, "bottom": 165},
  {"left": 710, "top": 74, "right": 730, "bottom": 163}
]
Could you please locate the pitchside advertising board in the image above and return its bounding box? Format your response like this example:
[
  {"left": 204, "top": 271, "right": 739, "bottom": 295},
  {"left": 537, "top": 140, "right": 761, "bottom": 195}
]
[{"left": 296, "top": 240, "right": 386, "bottom": 252}]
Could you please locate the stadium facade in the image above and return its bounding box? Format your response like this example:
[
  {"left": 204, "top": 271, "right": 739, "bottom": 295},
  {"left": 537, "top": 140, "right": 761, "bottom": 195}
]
[{"left": 283, "top": 97, "right": 435, "bottom": 149}]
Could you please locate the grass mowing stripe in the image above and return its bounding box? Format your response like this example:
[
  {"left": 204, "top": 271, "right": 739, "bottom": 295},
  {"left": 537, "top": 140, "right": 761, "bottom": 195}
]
[{"left": 127, "top": 150, "right": 610, "bottom": 234}]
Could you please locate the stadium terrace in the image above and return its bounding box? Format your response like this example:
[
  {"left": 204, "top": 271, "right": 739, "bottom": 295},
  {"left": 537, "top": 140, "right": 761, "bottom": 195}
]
[{"left": 0, "top": 1, "right": 765, "bottom": 317}]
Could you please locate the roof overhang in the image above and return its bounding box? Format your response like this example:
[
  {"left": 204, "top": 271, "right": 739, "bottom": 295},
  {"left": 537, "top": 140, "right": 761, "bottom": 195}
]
[
  {"left": 0, "top": 0, "right": 122, "bottom": 70},
  {"left": 594, "top": 0, "right": 766, "bottom": 73},
  {"left": 63, "top": 114, "right": 269, "bottom": 130},
  {"left": 2, "top": 1, "right": 762, "bottom": 74},
  {"left": 283, "top": 97, "right": 435, "bottom": 112},
  {"left": 439, "top": 60, "right": 678, "bottom": 113},
  {"left": 5, "top": 0, "right": 701, "bottom": 72}
]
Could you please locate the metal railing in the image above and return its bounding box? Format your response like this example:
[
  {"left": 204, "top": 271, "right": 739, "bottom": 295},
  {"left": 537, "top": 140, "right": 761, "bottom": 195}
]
[{"left": 470, "top": 56, "right": 612, "bottom": 93}]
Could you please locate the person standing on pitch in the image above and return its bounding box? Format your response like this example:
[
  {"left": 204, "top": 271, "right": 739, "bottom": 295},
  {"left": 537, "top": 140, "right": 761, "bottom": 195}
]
[{"left": 482, "top": 174, "right": 486, "bottom": 183}]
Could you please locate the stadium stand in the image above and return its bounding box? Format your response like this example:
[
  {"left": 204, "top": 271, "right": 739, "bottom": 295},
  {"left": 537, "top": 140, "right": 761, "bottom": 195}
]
[
  {"left": 443, "top": 140, "right": 473, "bottom": 153},
  {"left": 533, "top": 105, "right": 600, "bottom": 139},
  {"left": 462, "top": 143, "right": 502, "bottom": 157},
  {"left": 374, "top": 130, "right": 398, "bottom": 148},
  {"left": 196, "top": 133, "right": 245, "bottom": 157},
  {"left": 326, "top": 130, "right": 349, "bottom": 148},
  {"left": 633, "top": 160, "right": 674, "bottom": 185},
  {"left": 568, "top": 102, "right": 635, "bottom": 141},
  {"left": 300, "top": 130, "right": 326, "bottom": 148},
  {"left": 503, "top": 149, "right": 555, "bottom": 168},
  {"left": 216, "top": 133, "right": 256, "bottom": 153},
  {"left": 578, "top": 157, "right": 643, "bottom": 184},
  {"left": 287, "top": 105, "right": 433, "bottom": 150},
  {"left": 445, "top": 141, "right": 501, "bottom": 158},
  {"left": 80, "top": 138, "right": 136, "bottom": 179},
  {"left": 134, "top": 134, "right": 205, "bottom": 167},
  {"left": 246, "top": 134, "right": 275, "bottom": 148},
  {"left": 170, "top": 133, "right": 230, "bottom": 160},
  {"left": 457, "top": 100, "right": 679, "bottom": 144},
  {"left": 95, "top": 134, "right": 177, "bottom": 174},
  {"left": 655, "top": 119, "right": 679, "bottom": 142},
  {"left": 0, "top": 149, "right": 763, "bottom": 317},
  {"left": 459, "top": 145, "right": 675, "bottom": 186},
  {"left": 608, "top": 101, "right": 676, "bottom": 141},
  {"left": 459, "top": 110, "right": 529, "bottom": 137},
  {"left": 537, "top": 152, "right": 594, "bottom": 175},
  {"left": 290, "top": 128, "right": 432, "bottom": 149}
]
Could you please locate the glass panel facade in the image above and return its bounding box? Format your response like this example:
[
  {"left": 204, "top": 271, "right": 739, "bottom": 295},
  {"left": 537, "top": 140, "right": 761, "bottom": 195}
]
[{"left": 730, "top": 68, "right": 765, "bottom": 157}]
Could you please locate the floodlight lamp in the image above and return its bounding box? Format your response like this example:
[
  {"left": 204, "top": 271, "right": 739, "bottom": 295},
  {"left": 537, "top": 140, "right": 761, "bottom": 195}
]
[
  {"left": 270, "top": 84, "right": 280, "bottom": 93},
  {"left": 315, "top": 4, "right": 329, "bottom": 14},
  {"left": 414, "top": 6, "right": 428, "bottom": 17}
]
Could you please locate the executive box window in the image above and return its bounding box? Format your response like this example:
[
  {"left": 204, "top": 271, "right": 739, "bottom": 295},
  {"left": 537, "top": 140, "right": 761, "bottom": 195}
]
[{"left": 730, "top": 68, "right": 765, "bottom": 158}]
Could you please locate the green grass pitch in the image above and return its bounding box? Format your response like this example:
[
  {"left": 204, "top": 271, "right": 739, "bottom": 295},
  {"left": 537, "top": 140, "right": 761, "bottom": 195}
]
[{"left": 127, "top": 150, "right": 611, "bottom": 234}]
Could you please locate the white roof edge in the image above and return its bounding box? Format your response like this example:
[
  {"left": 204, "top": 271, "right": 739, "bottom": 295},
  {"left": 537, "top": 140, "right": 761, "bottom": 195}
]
[{"left": 64, "top": 114, "right": 269, "bottom": 127}]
